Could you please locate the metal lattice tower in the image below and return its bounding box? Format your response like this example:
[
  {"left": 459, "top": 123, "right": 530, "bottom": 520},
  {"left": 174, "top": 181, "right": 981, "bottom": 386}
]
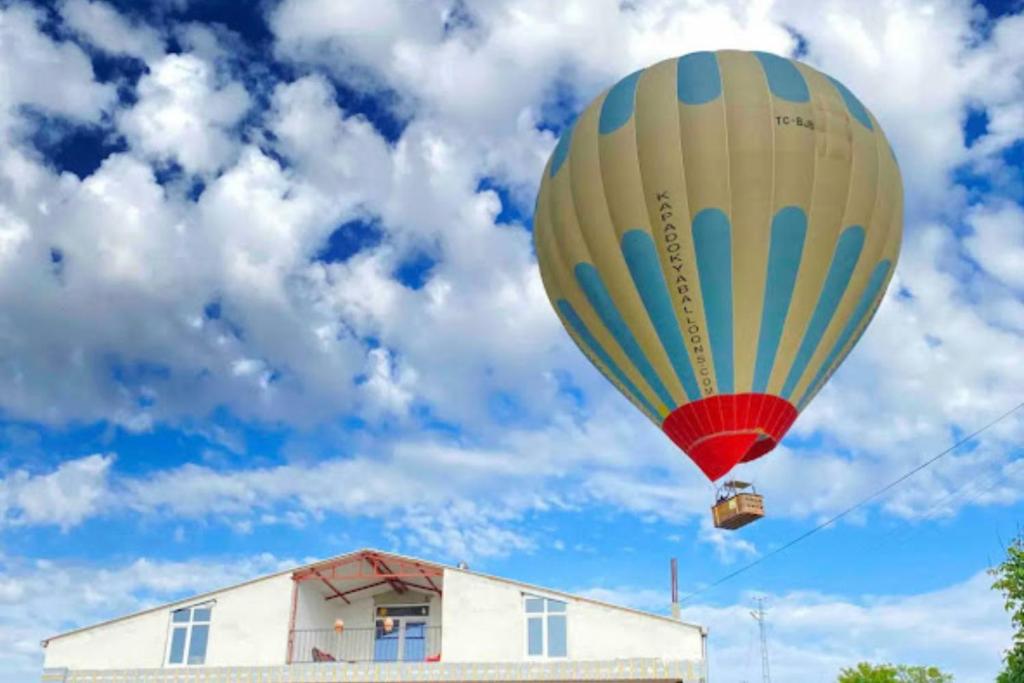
[{"left": 750, "top": 598, "right": 771, "bottom": 683}]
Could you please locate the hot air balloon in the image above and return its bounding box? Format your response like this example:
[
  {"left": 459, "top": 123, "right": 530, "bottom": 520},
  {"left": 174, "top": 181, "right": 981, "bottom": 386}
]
[{"left": 534, "top": 50, "right": 902, "bottom": 527}]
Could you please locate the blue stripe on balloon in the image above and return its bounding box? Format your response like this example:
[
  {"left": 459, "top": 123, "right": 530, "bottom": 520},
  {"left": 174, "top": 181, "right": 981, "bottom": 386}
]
[
  {"left": 556, "top": 299, "right": 661, "bottom": 420},
  {"left": 677, "top": 52, "right": 721, "bottom": 105},
  {"left": 599, "top": 70, "right": 643, "bottom": 135},
  {"left": 781, "top": 226, "right": 866, "bottom": 399},
  {"left": 754, "top": 52, "right": 809, "bottom": 102},
  {"left": 828, "top": 76, "right": 873, "bottom": 130},
  {"left": 692, "top": 208, "right": 734, "bottom": 394},
  {"left": 753, "top": 206, "right": 807, "bottom": 393},
  {"left": 621, "top": 230, "right": 701, "bottom": 400},
  {"left": 574, "top": 263, "right": 676, "bottom": 410},
  {"left": 549, "top": 122, "right": 574, "bottom": 178},
  {"left": 796, "top": 260, "right": 891, "bottom": 410}
]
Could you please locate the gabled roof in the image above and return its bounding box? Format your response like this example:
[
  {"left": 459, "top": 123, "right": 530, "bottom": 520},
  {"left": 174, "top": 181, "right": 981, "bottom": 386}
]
[{"left": 43, "top": 547, "right": 702, "bottom": 644}]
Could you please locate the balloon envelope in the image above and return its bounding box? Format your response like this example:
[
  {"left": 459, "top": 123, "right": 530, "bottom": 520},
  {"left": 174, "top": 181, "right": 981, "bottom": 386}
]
[{"left": 534, "top": 50, "right": 902, "bottom": 481}]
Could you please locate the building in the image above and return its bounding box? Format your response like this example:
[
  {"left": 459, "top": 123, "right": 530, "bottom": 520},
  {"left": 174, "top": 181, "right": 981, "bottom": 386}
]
[{"left": 41, "top": 548, "right": 707, "bottom": 683}]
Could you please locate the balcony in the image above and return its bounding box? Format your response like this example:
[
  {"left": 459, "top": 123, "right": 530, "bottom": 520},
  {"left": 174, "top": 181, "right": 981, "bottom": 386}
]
[
  {"left": 286, "top": 551, "right": 446, "bottom": 665},
  {"left": 290, "top": 626, "right": 442, "bottom": 664}
]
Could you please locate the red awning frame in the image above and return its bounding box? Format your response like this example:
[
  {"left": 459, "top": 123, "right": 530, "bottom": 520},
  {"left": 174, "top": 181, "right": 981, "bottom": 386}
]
[
  {"left": 292, "top": 550, "right": 444, "bottom": 601},
  {"left": 286, "top": 550, "right": 445, "bottom": 663}
]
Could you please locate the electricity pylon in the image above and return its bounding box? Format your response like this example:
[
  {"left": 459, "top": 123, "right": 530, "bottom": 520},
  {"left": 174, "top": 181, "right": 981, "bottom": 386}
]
[{"left": 750, "top": 598, "right": 770, "bottom": 683}]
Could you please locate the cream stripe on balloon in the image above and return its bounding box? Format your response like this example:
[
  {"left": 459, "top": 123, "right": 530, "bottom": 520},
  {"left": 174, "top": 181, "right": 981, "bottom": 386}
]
[
  {"left": 783, "top": 70, "right": 884, "bottom": 402},
  {"left": 718, "top": 51, "right": 779, "bottom": 394},
  {"left": 764, "top": 62, "right": 856, "bottom": 396}
]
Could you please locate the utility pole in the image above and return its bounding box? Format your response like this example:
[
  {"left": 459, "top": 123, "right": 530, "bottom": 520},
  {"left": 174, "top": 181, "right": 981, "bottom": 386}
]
[
  {"left": 750, "top": 598, "right": 770, "bottom": 683},
  {"left": 670, "top": 558, "right": 680, "bottom": 620}
]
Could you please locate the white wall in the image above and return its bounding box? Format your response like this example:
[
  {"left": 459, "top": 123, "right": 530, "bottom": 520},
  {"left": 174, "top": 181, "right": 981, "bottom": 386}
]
[
  {"left": 440, "top": 570, "right": 703, "bottom": 663},
  {"left": 293, "top": 582, "right": 351, "bottom": 630},
  {"left": 43, "top": 572, "right": 294, "bottom": 670}
]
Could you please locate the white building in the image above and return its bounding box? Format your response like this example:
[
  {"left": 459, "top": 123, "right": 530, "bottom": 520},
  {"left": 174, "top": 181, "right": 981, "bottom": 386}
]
[{"left": 41, "top": 548, "right": 707, "bottom": 683}]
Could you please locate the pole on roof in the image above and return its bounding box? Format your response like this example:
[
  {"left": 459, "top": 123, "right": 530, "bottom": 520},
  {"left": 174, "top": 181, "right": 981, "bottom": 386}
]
[{"left": 670, "top": 558, "right": 680, "bottom": 620}]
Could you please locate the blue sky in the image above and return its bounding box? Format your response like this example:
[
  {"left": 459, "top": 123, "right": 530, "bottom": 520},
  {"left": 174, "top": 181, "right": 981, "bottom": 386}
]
[{"left": 1, "top": 1, "right": 1023, "bottom": 681}]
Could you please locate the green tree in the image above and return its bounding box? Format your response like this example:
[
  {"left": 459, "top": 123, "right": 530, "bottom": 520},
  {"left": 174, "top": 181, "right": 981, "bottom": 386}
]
[
  {"left": 837, "top": 662, "right": 952, "bottom": 683},
  {"left": 991, "top": 534, "right": 1024, "bottom": 683}
]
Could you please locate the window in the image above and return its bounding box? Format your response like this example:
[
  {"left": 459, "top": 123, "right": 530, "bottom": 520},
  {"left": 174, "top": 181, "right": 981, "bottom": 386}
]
[
  {"left": 166, "top": 603, "right": 212, "bottom": 666},
  {"left": 524, "top": 595, "right": 567, "bottom": 658},
  {"left": 373, "top": 605, "right": 431, "bottom": 662},
  {"left": 375, "top": 605, "right": 429, "bottom": 618}
]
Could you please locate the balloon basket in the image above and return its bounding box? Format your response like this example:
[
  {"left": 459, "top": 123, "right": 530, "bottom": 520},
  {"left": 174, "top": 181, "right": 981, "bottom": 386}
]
[{"left": 711, "top": 481, "right": 764, "bottom": 530}]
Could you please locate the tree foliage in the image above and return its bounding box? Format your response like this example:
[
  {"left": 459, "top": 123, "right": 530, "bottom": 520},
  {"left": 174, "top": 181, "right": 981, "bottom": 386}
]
[
  {"left": 836, "top": 662, "right": 952, "bottom": 682},
  {"left": 991, "top": 534, "right": 1024, "bottom": 683}
]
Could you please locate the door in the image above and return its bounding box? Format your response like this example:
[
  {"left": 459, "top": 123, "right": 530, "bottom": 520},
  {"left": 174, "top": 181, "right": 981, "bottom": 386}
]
[
  {"left": 373, "top": 619, "right": 427, "bottom": 662},
  {"left": 402, "top": 621, "right": 426, "bottom": 661},
  {"left": 374, "top": 619, "right": 400, "bottom": 662}
]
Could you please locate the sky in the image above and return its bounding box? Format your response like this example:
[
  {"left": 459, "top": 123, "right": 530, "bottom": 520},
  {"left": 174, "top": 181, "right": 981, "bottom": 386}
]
[{"left": 0, "top": 0, "right": 1023, "bottom": 681}]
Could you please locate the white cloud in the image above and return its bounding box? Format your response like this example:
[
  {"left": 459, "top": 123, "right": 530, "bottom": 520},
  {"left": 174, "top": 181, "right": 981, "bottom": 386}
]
[
  {"left": 388, "top": 500, "right": 536, "bottom": 562},
  {"left": 267, "top": 74, "right": 393, "bottom": 210},
  {"left": 699, "top": 519, "right": 759, "bottom": 565},
  {"left": 118, "top": 53, "right": 250, "bottom": 174},
  {"left": 362, "top": 347, "right": 418, "bottom": 415},
  {"left": 965, "top": 201, "right": 1024, "bottom": 291},
  {"left": 271, "top": 0, "right": 445, "bottom": 85},
  {"left": 60, "top": 0, "right": 165, "bottom": 62},
  {"left": 0, "top": 400, "right": 702, "bottom": 557},
  {"left": 0, "top": 4, "right": 115, "bottom": 132},
  {"left": 573, "top": 585, "right": 671, "bottom": 614},
  {"left": 0, "top": 454, "right": 113, "bottom": 529},
  {"left": 270, "top": 0, "right": 796, "bottom": 194}
]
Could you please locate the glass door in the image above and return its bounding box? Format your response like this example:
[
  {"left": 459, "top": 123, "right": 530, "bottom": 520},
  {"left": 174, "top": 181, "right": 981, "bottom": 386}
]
[
  {"left": 402, "top": 621, "right": 426, "bottom": 661},
  {"left": 373, "top": 619, "right": 428, "bottom": 662},
  {"left": 374, "top": 619, "right": 400, "bottom": 662}
]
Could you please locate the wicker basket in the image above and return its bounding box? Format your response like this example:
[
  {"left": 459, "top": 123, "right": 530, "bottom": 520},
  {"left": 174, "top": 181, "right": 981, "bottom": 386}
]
[{"left": 711, "top": 493, "right": 764, "bottom": 530}]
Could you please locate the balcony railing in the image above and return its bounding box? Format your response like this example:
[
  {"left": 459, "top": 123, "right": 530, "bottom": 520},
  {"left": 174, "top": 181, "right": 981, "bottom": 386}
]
[{"left": 290, "top": 626, "right": 442, "bottom": 664}]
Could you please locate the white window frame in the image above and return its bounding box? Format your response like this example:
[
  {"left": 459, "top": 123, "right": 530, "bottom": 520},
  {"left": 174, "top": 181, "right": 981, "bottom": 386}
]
[
  {"left": 523, "top": 593, "right": 568, "bottom": 660},
  {"left": 164, "top": 601, "right": 214, "bottom": 667}
]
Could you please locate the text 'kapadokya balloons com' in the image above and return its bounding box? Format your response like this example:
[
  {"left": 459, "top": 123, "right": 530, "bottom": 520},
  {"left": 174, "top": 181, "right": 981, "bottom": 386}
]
[{"left": 535, "top": 50, "right": 903, "bottom": 482}]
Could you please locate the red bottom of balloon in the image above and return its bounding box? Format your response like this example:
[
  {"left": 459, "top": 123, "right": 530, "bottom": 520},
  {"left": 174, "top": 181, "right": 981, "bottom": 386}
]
[{"left": 661, "top": 393, "right": 798, "bottom": 481}]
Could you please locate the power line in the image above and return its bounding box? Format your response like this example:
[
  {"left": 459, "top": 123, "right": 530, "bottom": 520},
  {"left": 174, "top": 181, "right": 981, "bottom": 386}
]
[
  {"left": 680, "top": 399, "right": 1024, "bottom": 604},
  {"left": 850, "top": 445, "right": 1024, "bottom": 557}
]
